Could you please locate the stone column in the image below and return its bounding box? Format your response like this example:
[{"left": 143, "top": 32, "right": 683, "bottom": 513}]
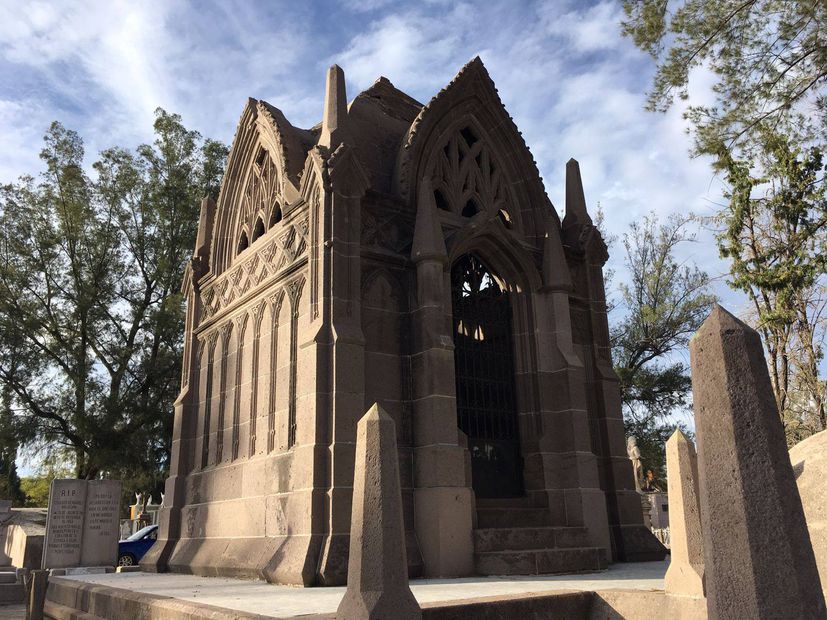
[
  {"left": 562, "top": 159, "right": 663, "bottom": 562},
  {"left": 142, "top": 261, "right": 202, "bottom": 573},
  {"left": 336, "top": 404, "right": 421, "bottom": 620},
  {"left": 534, "top": 215, "right": 611, "bottom": 552},
  {"left": 691, "top": 305, "right": 825, "bottom": 618},
  {"left": 663, "top": 430, "right": 704, "bottom": 598},
  {"left": 316, "top": 143, "right": 370, "bottom": 585},
  {"left": 409, "top": 179, "right": 474, "bottom": 577}
]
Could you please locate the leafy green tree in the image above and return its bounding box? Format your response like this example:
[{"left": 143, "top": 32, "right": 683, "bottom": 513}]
[
  {"left": 611, "top": 212, "right": 716, "bottom": 475},
  {"left": 621, "top": 0, "right": 827, "bottom": 157},
  {"left": 19, "top": 459, "right": 72, "bottom": 507},
  {"left": 0, "top": 110, "right": 227, "bottom": 482},
  {"left": 0, "top": 387, "right": 24, "bottom": 504},
  {"left": 718, "top": 130, "right": 827, "bottom": 440}
]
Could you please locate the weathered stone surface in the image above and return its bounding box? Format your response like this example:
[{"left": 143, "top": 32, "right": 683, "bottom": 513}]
[
  {"left": 42, "top": 480, "right": 86, "bottom": 569},
  {"left": 42, "top": 480, "right": 121, "bottom": 570},
  {"left": 790, "top": 428, "right": 827, "bottom": 596},
  {"left": 153, "top": 57, "right": 648, "bottom": 583},
  {"left": 336, "top": 404, "right": 420, "bottom": 620},
  {"left": 26, "top": 569, "right": 48, "bottom": 620},
  {"left": 79, "top": 480, "right": 121, "bottom": 568},
  {"left": 690, "top": 305, "right": 826, "bottom": 618},
  {"left": 663, "top": 430, "right": 704, "bottom": 598}
]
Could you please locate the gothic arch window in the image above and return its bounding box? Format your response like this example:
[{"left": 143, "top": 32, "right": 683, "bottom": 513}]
[
  {"left": 238, "top": 230, "right": 249, "bottom": 254},
  {"left": 462, "top": 198, "right": 480, "bottom": 218},
  {"left": 451, "top": 253, "right": 523, "bottom": 497},
  {"left": 269, "top": 202, "right": 282, "bottom": 227},
  {"left": 236, "top": 147, "right": 281, "bottom": 259},
  {"left": 252, "top": 216, "right": 265, "bottom": 242},
  {"left": 431, "top": 124, "right": 511, "bottom": 224}
]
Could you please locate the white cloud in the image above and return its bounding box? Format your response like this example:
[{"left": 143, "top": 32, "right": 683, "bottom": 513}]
[
  {"left": 333, "top": 5, "right": 475, "bottom": 95},
  {"left": 0, "top": 0, "right": 746, "bottom": 319}
]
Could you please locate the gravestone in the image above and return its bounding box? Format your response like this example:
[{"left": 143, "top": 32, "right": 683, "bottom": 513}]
[
  {"left": 80, "top": 481, "right": 122, "bottom": 567},
  {"left": 42, "top": 480, "right": 86, "bottom": 569},
  {"left": 42, "top": 479, "right": 121, "bottom": 569},
  {"left": 690, "top": 305, "right": 825, "bottom": 618}
]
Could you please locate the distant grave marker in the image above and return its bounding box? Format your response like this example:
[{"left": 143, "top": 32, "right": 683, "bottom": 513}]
[{"left": 42, "top": 479, "right": 121, "bottom": 569}]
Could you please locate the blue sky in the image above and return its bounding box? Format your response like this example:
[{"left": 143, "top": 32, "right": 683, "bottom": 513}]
[{"left": 2, "top": 0, "right": 744, "bottom": 469}]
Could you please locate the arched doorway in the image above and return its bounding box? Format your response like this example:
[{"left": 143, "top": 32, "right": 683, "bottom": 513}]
[{"left": 451, "top": 254, "right": 524, "bottom": 498}]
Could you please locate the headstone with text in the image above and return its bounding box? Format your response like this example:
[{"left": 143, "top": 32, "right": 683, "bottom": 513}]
[{"left": 42, "top": 479, "right": 121, "bottom": 569}]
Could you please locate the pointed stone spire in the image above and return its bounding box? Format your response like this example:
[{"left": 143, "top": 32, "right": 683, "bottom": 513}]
[
  {"left": 664, "top": 430, "right": 705, "bottom": 598},
  {"left": 336, "top": 403, "right": 421, "bottom": 620},
  {"left": 411, "top": 177, "right": 446, "bottom": 263},
  {"left": 194, "top": 196, "right": 216, "bottom": 262},
  {"left": 562, "top": 158, "right": 592, "bottom": 238},
  {"left": 690, "top": 305, "right": 826, "bottom": 618},
  {"left": 319, "top": 64, "right": 351, "bottom": 149},
  {"left": 542, "top": 214, "right": 571, "bottom": 290}
]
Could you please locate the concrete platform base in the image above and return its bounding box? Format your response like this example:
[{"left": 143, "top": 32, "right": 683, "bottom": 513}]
[{"left": 43, "top": 560, "right": 706, "bottom": 619}]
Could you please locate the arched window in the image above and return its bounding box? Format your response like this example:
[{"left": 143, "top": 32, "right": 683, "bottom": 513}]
[
  {"left": 462, "top": 198, "right": 480, "bottom": 218},
  {"left": 237, "top": 230, "right": 249, "bottom": 254},
  {"left": 451, "top": 254, "right": 522, "bottom": 498},
  {"left": 269, "top": 203, "right": 282, "bottom": 227},
  {"left": 252, "top": 217, "right": 265, "bottom": 242},
  {"left": 434, "top": 189, "right": 450, "bottom": 211}
]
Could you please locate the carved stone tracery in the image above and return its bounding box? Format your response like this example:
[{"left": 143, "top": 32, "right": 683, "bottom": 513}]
[
  {"left": 200, "top": 217, "right": 309, "bottom": 322},
  {"left": 237, "top": 148, "right": 282, "bottom": 257},
  {"left": 429, "top": 125, "right": 513, "bottom": 225}
]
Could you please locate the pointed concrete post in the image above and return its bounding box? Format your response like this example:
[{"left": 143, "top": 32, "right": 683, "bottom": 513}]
[
  {"left": 690, "top": 305, "right": 826, "bottom": 619},
  {"left": 664, "top": 430, "right": 705, "bottom": 598},
  {"left": 319, "top": 64, "right": 351, "bottom": 149},
  {"left": 336, "top": 404, "right": 421, "bottom": 620}
]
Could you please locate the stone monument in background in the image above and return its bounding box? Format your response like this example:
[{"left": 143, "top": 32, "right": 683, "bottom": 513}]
[{"left": 42, "top": 479, "right": 121, "bottom": 570}]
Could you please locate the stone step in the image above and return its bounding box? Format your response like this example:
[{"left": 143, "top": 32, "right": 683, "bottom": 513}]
[
  {"left": 0, "top": 565, "right": 15, "bottom": 572},
  {"left": 475, "top": 547, "right": 607, "bottom": 576},
  {"left": 0, "top": 571, "right": 16, "bottom": 584},
  {"left": 0, "top": 582, "right": 24, "bottom": 603},
  {"left": 44, "top": 601, "right": 100, "bottom": 620},
  {"left": 474, "top": 526, "right": 590, "bottom": 552},
  {"left": 476, "top": 507, "right": 551, "bottom": 528},
  {"left": 475, "top": 496, "right": 536, "bottom": 509}
]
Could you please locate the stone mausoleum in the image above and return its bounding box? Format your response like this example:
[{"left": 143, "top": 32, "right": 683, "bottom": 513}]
[{"left": 142, "top": 57, "right": 664, "bottom": 586}]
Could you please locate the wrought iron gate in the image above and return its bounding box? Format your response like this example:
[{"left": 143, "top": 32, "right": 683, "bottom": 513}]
[{"left": 451, "top": 254, "right": 524, "bottom": 498}]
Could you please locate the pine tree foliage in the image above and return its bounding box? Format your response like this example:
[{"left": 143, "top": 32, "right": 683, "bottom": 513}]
[
  {"left": 718, "top": 130, "right": 827, "bottom": 440},
  {"left": 622, "top": 0, "right": 827, "bottom": 156}
]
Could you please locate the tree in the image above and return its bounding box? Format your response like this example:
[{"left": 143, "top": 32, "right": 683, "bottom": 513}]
[
  {"left": 611, "top": 212, "right": 717, "bottom": 474},
  {"left": 621, "top": 0, "right": 827, "bottom": 157},
  {"left": 0, "top": 110, "right": 227, "bottom": 483},
  {"left": 623, "top": 0, "right": 827, "bottom": 446},
  {"left": 717, "top": 130, "right": 827, "bottom": 441},
  {"left": 19, "top": 458, "right": 72, "bottom": 508},
  {"left": 0, "top": 387, "right": 24, "bottom": 504}
]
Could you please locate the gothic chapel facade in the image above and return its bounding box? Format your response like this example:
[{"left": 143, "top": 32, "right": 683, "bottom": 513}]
[{"left": 142, "top": 58, "right": 665, "bottom": 585}]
